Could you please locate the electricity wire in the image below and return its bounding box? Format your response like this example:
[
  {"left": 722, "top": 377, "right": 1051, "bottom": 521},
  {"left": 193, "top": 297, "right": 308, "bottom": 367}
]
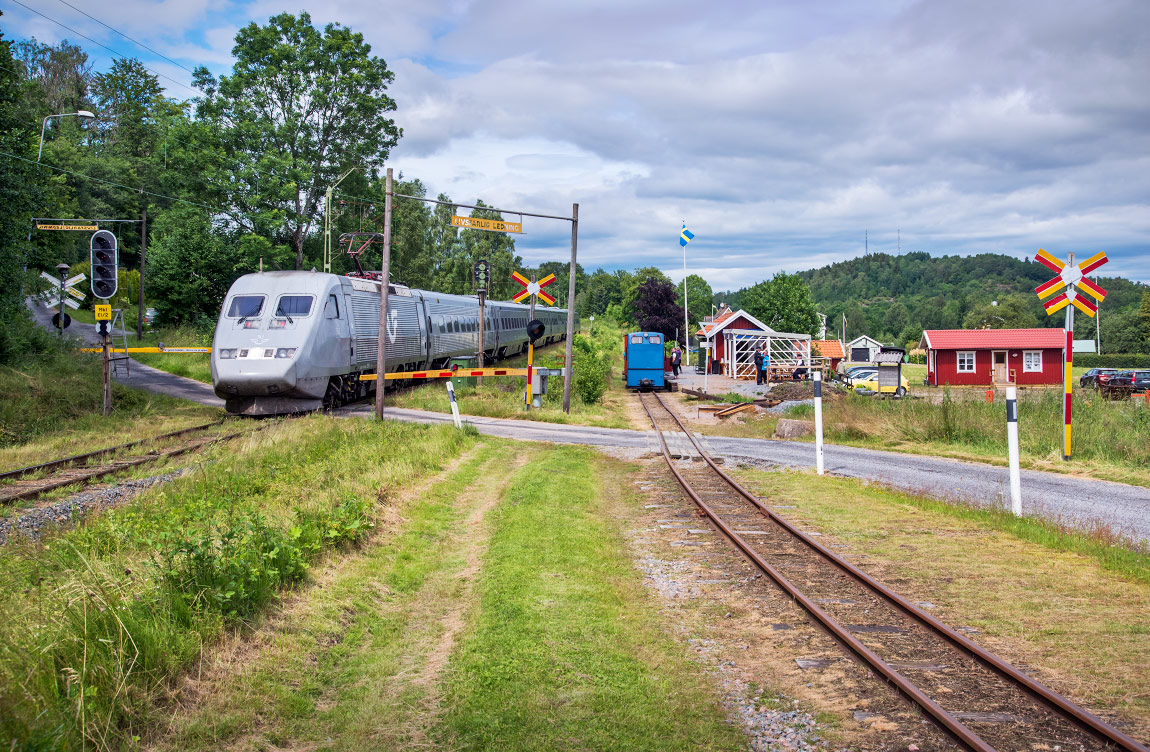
[
  {"left": 50, "top": 0, "right": 196, "bottom": 74},
  {"left": 0, "top": 148, "right": 218, "bottom": 210},
  {"left": 4, "top": 0, "right": 203, "bottom": 97}
]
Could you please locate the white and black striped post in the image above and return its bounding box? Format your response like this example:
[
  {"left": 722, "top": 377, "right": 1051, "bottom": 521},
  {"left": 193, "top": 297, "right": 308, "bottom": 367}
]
[
  {"left": 1005, "top": 385, "right": 1022, "bottom": 515},
  {"left": 446, "top": 380, "right": 463, "bottom": 429},
  {"left": 813, "top": 370, "right": 825, "bottom": 476}
]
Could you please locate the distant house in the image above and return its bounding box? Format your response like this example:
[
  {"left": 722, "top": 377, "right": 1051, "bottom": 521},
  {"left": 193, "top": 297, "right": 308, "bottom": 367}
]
[
  {"left": 845, "top": 335, "right": 883, "bottom": 363},
  {"left": 811, "top": 339, "right": 845, "bottom": 370},
  {"left": 919, "top": 329, "right": 1064, "bottom": 387}
]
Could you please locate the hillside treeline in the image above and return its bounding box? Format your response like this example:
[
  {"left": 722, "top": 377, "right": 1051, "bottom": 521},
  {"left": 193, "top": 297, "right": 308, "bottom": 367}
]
[{"left": 719, "top": 252, "right": 1149, "bottom": 353}]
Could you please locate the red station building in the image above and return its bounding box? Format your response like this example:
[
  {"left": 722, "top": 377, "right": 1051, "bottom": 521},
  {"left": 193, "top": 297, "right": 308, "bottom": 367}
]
[{"left": 919, "top": 329, "right": 1065, "bottom": 387}]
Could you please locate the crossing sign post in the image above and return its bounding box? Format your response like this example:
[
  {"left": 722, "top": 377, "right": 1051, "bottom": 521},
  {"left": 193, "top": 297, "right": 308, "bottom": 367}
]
[
  {"left": 511, "top": 270, "right": 557, "bottom": 410},
  {"left": 41, "top": 268, "right": 86, "bottom": 334},
  {"left": 1033, "top": 249, "right": 1108, "bottom": 460}
]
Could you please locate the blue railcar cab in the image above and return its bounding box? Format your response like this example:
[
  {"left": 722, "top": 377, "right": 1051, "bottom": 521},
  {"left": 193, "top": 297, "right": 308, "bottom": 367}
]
[{"left": 625, "top": 331, "right": 667, "bottom": 391}]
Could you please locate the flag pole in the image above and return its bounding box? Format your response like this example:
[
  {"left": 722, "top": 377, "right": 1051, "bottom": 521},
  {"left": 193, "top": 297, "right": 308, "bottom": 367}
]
[{"left": 682, "top": 220, "right": 690, "bottom": 367}]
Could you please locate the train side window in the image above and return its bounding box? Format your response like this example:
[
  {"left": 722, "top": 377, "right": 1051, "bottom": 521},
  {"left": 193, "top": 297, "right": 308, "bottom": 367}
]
[
  {"left": 324, "top": 295, "right": 340, "bottom": 319},
  {"left": 437, "top": 316, "right": 445, "bottom": 333}
]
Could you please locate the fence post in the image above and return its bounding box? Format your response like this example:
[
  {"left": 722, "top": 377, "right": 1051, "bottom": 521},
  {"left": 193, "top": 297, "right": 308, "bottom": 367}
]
[
  {"left": 1006, "top": 385, "right": 1022, "bottom": 515},
  {"left": 813, "top": 370, "right": 824, "bottom": 476},
  {"left": 446, "top": 380, "right": 462, "bottom": 429}
]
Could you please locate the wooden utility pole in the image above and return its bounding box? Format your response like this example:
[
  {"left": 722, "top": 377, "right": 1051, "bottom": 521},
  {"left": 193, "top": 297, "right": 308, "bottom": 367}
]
[
  {"left": 136, "top": 206, "right": 146, "bottom": 340},
  {"left": 375, "top": 168, "right": 393, "bottom": 419},
  {"left": 562, "top": 203, "right": 578, "bottom": 413}
]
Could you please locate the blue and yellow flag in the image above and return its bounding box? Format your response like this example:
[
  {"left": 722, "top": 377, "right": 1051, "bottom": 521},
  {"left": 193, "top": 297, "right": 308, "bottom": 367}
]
[{"left": 680, "top": 224, "right": 695, "bottom": 247}]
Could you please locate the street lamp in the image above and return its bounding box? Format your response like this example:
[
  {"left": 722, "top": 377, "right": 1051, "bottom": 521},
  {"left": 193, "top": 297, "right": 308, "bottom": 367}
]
[{"left": 38, "top": 110, "right": 96, "bottom": 162}]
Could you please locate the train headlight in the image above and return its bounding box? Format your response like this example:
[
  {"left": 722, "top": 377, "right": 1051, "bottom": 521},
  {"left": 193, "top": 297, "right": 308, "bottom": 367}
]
[
  {"left": 218, "top": 348, "right": 238, "bottom": 359},
  {"left": 270, "top": 319, "right": 287, "bottom": 329},
  {"left": 243, "top": 320, "right": 260, "bottom": 329},
  {"left": 275, "top": 348, "right": 297, "bottom": 359}
]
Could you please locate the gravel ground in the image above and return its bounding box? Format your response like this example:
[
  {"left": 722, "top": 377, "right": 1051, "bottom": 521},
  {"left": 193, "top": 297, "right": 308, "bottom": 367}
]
[
  {"left": 0, "top": 469, "right": 192, "bottom": 545},
  {"left": 635, "top": 550, "right": 845, "bottom": 751}
]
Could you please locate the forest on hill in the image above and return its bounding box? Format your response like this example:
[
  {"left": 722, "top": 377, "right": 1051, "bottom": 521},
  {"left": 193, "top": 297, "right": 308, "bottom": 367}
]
[{"left": 716, "top": 252, "right": 1150, "bottom": 354}]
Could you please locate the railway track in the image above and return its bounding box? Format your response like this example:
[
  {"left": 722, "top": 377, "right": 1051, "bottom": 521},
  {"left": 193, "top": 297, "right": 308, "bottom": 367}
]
[
  {"left": 638, "top": 391, "right": 1146, "bottom": 752},
  {"left": 0, "top": 421, "right": 244, "bottom": 505}
]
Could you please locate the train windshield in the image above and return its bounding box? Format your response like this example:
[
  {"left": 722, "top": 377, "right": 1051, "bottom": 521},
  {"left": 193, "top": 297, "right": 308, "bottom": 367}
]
[
  {"left": 275, "top": 295, "right": 314, "bottom": 317},
  {"left": 227, "top": 295, "right": 265, "bottom": 318}
]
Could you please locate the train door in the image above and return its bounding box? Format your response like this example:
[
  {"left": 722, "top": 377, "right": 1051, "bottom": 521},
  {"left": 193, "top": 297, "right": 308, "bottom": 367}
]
[{"left": 324, "top": 292, "right": 352, "bottom": 367}]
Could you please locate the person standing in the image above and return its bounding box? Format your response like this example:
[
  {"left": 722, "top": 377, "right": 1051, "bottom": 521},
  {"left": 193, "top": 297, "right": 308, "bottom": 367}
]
[
  {"left": 753, "top": 345, "right": 765, "bottom": 385},
  {"left": 670, "top": 345, "right": 682, "bottom": 377}
]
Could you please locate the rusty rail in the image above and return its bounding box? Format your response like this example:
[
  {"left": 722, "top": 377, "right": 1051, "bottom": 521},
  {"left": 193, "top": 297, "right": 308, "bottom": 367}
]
[
  {"left": 641, "top": 391, "right": 1146, "bottom": 752},
  {"left": 0, "top": 421, "right": 225, "bottom": 482}
]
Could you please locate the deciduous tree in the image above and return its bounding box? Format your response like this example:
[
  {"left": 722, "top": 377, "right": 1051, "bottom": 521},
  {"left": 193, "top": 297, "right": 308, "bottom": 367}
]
[
  {"left": 190, "top": 12, "right": 400, "bottom": 269},
  {"left": 742, "top": 272, "right": 820, "bottom": 335}
]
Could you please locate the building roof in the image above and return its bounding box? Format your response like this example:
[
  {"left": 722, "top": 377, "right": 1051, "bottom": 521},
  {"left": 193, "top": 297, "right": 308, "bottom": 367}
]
[
  {"left": 919, "top": 329, "right": 1066, "bottom": 350},
  {"left": 812, "top": 339, "right": 845, "bottom": 359},
  {"left": 697, "top": 308, "right": 772, "bottom": 338},
  {"left": 846, "top": 335, "right": 882, "bottom": 348}
]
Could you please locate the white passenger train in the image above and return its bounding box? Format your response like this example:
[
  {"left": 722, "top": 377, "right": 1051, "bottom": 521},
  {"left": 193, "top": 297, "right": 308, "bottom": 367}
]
[{"left": 211, "top": 271, "right": 571, "bottom": 415}]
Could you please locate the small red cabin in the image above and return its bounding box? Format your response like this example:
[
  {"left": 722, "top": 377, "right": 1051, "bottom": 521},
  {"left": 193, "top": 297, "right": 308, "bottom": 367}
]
[
  {"left": 696, "top": 305, "right": 773, "bottom": 373},
  {"left": 920, "top": 329, "right": 1065, "bottom": 387}
]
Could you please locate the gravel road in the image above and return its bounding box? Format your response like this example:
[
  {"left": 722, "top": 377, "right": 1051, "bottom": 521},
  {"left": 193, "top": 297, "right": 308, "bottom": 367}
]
[{"left": 29, "top": 299, "right": 1148, "bottom": 544}]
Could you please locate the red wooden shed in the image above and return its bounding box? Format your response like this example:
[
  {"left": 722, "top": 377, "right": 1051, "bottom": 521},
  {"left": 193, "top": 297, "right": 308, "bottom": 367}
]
[
  {"left": 696, "top": 305, "right": 773, "bottom": 373},
  {"left": 919, "top": 329, "right": 1065, "bottom": 387}
]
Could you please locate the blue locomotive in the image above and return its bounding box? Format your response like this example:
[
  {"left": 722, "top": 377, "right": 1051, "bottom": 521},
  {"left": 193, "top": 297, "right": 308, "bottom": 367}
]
[{"left": 624, "top": 331, "right": 668, "bottom": 391}]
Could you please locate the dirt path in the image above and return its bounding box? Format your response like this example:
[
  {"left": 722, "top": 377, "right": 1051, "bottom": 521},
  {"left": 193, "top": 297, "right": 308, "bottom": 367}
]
[{"left": 146, "top": 441, "right": 533, "bottom": 751}]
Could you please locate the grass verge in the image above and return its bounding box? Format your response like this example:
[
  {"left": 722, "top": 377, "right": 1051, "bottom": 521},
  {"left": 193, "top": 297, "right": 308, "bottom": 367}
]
[
  {"left": 0, "top": 416, "right": 478, "bottom": 749},
  {"left": 148, "top": 443, "right": 746, "bottom": 751},
  {"left": 732, "top": 468, "right": 1150, "bottom": 729},
  {"left": 437, "top": 446, "right": 745, "bottom": 751},
  {"left": 0, "top": 349, "right": 221, "bottom": 465}
]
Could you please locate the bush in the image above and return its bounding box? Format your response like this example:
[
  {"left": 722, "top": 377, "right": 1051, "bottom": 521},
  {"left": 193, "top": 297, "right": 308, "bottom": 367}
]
[
  {"left": 1076, "top": 353, "right": 1150, "bottom": 369},
  {"left": 572, "top": 333, "right": 610, "bottom": 404}
]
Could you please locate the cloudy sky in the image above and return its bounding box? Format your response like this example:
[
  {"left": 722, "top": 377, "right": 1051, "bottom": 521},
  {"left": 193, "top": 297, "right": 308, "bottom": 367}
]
[{"left": 4, "top": 0, "right": 1149, "bottom": 289}]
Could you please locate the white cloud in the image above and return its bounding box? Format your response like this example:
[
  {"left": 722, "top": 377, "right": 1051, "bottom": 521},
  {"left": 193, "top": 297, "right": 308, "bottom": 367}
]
[{"left": 5, "top": 0, "right": 1147, "bottom": 287}]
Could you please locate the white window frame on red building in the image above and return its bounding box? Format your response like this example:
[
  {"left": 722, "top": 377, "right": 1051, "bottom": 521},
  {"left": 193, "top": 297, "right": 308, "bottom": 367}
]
[
  {"left": 957, "top": 351, "right": 976, "bottom": 373},
  {"left": 1022, "top": 350, "right": 1042, "bottom": 372}
]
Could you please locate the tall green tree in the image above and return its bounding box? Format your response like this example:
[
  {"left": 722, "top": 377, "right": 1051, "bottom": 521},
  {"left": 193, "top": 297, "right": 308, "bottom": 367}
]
[
  {"left": 1140, "top": 290, "right": 1150, "bottom": 347},
  {"left": 0, "top": 14, "right": 46, "bottom": 358},
  {"left": 741, "top": 272, "right": 820, "bottom": 335},
  {"left": 961, "top": 295, "right": 1037, "bottom": 329},
  {"left": 190, "top": 12, "right": 401, "bottom": 268},
  {"left": 676, "top": 273, "right": 712, "bottom": 332}
]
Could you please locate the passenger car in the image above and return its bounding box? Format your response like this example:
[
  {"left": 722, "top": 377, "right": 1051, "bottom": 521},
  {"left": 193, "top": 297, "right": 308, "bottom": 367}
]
[
  {"left": 851, "top": 371, "right": 909, "bottom": 396},
  {"left": 1079, "top": 368, "right": 1118, "bottom": 388},
  {"left": 1107, "top": 370, "right": 1150, "bottom": 391}
]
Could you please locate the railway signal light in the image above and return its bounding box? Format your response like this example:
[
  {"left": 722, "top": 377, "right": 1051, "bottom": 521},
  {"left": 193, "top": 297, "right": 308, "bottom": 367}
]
[
  {"left": 527, "top": 319, "right": 545, "bottom": 344},
  {"left": 90, "top": 230, "right": 118, "bottom": 299}
]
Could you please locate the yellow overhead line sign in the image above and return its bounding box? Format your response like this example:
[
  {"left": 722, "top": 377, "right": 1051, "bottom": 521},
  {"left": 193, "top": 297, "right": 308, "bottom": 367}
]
[
  {"left": 451, "top": 215, "right": 523, "bottom": 234},
  {"left": 37, "top": 223, "right": 99, "bottom": 231}
]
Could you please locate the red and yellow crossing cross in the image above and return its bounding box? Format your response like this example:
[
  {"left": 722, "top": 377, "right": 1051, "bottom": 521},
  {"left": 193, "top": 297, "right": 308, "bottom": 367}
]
[
  {"left": 511, "top": 271, "right": 557, "bottom": 305},
  {"left": 1033, "top": 248, "right": 1108, "bottom": 318}
]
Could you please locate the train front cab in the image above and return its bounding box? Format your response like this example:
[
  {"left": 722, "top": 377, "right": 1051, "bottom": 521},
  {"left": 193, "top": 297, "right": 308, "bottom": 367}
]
[{"left": 625, "top": 332, "right": 667, "bottom": 391}]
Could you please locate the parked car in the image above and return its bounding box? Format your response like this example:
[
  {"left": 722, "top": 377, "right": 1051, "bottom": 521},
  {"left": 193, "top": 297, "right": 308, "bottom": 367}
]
[
  {"left": 844, "top": 368, "right": 876, "bottom": 386},
  {"left": 144, "top": 307, "right": 159, "bottom": 326},
  {"left": 1107, "top": 370, "right": 1150, "bottom": 391},
  {"left": 1079, "top": 368, "right": 1118, "bottom": 388},
  {"left": 851, "top": 371, "right": 910, "bottom": 397}
]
